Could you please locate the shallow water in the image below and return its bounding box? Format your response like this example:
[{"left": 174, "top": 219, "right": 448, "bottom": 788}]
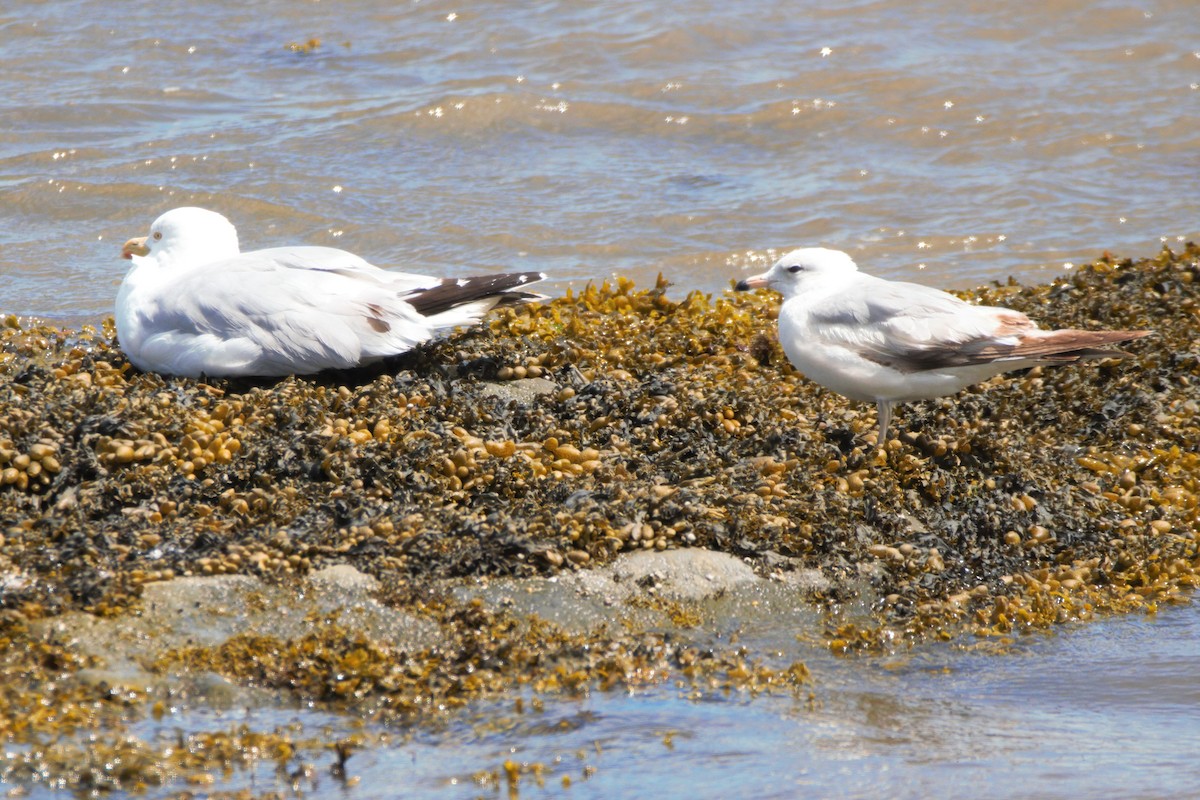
[
  {"left": 1, "top": 0, "right": 1197, "bottom": 322},
  {"left": 16, "top": 602, "right": 1195, "bottom": 799},
  {"left": 341, "top": 603, "right": 1200, "bottom": 799}
]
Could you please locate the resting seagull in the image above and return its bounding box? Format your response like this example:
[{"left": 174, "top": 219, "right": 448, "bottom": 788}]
[
  {"left": 735, "top": 248, "right": 1150, "bottom": 445},
  {"left": 116, "top": 207, "right": 545, "bottom": 378}
]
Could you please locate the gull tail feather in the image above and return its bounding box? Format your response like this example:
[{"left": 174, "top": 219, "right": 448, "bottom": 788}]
[{"left": 1006, "top": 329, "right": 1152, "bottom": 362}]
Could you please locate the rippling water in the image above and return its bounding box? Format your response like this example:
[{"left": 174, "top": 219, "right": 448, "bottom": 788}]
[
  {"left": 1, "top": 5, "right": 1198, "bottom": 794},
  {"left": 20, "top": 601, "right": 1188, "bottom": 799},
  {"left": 1, "top": 0, "right": 1197, "bottom": 321}
]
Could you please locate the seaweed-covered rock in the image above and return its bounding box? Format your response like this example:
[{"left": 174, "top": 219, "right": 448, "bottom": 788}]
[{"left": 1, "top": 248, "right": 1198, "bottom": 631}]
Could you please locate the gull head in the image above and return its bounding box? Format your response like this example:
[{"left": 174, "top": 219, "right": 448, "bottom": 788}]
[
  {"left": 735, "top": 247, "right": 859, "bottom": 297},
  {"left": 121, "top": 207, "right": 240, "bottom": 269}
]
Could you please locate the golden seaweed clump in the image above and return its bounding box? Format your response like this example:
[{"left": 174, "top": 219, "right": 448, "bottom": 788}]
[{"left": 285, "top": 37, "right": 321, "bottom": 54}]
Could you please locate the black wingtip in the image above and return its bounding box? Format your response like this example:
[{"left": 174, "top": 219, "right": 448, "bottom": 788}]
[{"left": 405, "top": 271, "right": 547, "bottom": 316}]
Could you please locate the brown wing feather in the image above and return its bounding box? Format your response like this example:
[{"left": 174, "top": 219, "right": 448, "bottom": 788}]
[
  {"left": 861, "top": 329, "right": 1151, "bottom": 372},
  {"left": 982, "top": 329, "right": 1152, "bottom": 362}
]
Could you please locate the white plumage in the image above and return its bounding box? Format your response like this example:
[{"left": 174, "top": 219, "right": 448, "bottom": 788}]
[
  {"left": 116, "top": 207, "right": 545, "bottom": 378},
  {"left": 736, "top": 248, "right": 1150, "bottom": 444}
]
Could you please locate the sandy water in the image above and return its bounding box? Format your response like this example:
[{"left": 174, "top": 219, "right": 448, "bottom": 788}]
[
  {"left": 323, "top": 604, "right": 1200, "bottom": 799},
  {"left": 1, "top": 0, "right": 1197, "bottom": 322},
  {"left": 1, "top": 0, "right": 1198, "bottom": 795},
  {"left": 13, "top": 602, "right": 1195, "bottom": 799}
]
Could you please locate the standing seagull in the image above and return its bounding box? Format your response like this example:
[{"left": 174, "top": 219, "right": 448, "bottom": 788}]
[
  {"left": 735, "top": 248, "right": 1150, "bottom": 445},
  {"left": 116, "top": 207, "right": 545, "bottom": 377}
]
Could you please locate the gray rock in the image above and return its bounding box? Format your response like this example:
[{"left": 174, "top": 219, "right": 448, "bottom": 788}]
[
  {"left": 308, "top": 563, "right": 381, "bottom": 593},
  {"left": 452, "top": 547, "right": 826, "bottom": 648},
  {"left": 480, "top": 377, "right": 558, "bottom": 404},
  {"left": 607, "top": 548, "right": 759, "bottom": 602},
  {"left": 31, "top": 569, "right": 441, "bottom": 696},
  {"left": 775, "top": 567, "right": 832, "bottom": 594}
]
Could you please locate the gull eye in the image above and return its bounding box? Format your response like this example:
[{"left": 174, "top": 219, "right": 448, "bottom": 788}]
[
  {"left": 153, "top": 231, "right": 163, "bottom": 240},
  {"left": 787, "top": 264, "right": 804, "bottom": 273}
]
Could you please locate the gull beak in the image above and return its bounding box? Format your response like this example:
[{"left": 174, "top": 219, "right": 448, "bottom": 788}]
[
  {"left": 122, "top": 236, "right": 149, "bottom": 260},
  {"left": 735, "top": 272, "right": 770, "bottom": 291}
]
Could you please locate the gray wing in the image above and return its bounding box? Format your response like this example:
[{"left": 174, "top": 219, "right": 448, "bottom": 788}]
[{"left": 808, "top": 276, "right": 1036, "bottom": 373}]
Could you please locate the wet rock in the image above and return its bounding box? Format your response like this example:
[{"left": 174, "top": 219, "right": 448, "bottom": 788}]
[
  {"left": 308, "top": 563, "right": 381, "bottom": 593},
  {"left": 480, "top": 377, "right": 558, "bottom": 404},
  {"left": 606, "top": 548, "right": 759, "bottom": 602},
  {"left": 32, "top": 571, "right": 441, "bottom": 688},
  {"left": 454, "top": 547, "right": 824, "bottom": 639}
]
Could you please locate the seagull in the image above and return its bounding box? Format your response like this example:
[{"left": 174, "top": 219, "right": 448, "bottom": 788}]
[
  {"left": 735, "top": 247, "right": 1151, "bottom": 445},
  {"left": 116, "top": 207, "right": 546, "bottom": 378}
]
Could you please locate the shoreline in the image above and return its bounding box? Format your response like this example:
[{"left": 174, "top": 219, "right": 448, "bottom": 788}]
[{"left": 1, "top": 245, "right": 1197, "bottom": 791}]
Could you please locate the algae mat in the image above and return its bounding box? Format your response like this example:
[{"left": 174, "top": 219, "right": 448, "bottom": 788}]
[{"left": 0, "top": 246, "right": 1197, "bottom": 793}]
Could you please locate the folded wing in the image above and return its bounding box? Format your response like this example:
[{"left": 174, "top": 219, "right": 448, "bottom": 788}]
[
  {"left": 810, "top": 276, "right": 1148, "bottom": 373},
  {"left": 131, "top": 248, "right": 545, "bottom": 376}
]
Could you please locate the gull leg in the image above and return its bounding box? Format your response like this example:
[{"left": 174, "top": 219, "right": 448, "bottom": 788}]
[{"left": 875, "top": 400, "right": 893, "bottom": 446}]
